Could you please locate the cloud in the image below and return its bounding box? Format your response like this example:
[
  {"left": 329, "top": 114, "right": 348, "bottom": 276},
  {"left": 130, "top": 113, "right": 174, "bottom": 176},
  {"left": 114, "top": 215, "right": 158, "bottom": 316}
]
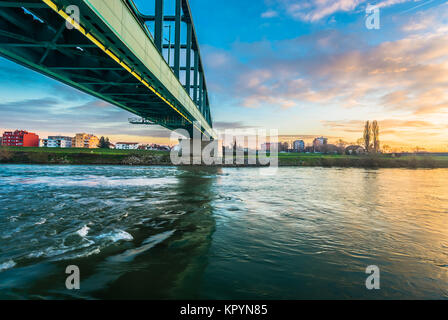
[
  {"left": 321, "top": 118, "right": 448, "bottom": 146},
  {"left": 50, "top": 83, "right": 89, "bottom": 101},
  {"left": 261, "top": 10, "right": 279, "bottom": 18},
  {"left": 204, "top": 8, "right": 448, "bottom": 115},
  {"left": 0, "top": 95, "right": 176, "bottom": 141},
  {"left": 213, "top": 121, "right": 257, "bottom": 130},
  {"left": 402, "top": 4, "right": 448, "bottom": 34},
  {"left": 265, "top": 0, "right": 417, "bottom": 22},
  {"left": 321, "top": 119, "right": 448, "bottom": 150},
  {"left": 0, "top": 98, "right": 60, "bottom": 113},
  {"left": 322, "top": 119, "right": 443, "bottom": 131}
]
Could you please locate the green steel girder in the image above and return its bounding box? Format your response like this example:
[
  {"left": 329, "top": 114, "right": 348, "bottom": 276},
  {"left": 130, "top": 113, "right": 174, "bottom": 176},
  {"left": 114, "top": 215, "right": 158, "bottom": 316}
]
[
  {"left": 125, "top": 0, "right": 212, "bottom": 126},
  {"left": 0, "top": 0, "right": 215, "bottom": 138}
]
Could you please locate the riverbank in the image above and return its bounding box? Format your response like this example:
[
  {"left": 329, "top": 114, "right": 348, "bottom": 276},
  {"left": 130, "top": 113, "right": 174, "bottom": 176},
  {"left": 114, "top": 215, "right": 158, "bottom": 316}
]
[{"left": 1, "top": 146, "right": 448, "bottom": 168}]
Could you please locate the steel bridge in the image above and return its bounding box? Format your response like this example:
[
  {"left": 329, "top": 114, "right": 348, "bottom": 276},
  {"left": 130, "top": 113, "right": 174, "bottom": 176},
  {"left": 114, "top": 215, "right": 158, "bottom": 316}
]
[{"left": 0, "top": 0, "right": 215, "bottom": 139}]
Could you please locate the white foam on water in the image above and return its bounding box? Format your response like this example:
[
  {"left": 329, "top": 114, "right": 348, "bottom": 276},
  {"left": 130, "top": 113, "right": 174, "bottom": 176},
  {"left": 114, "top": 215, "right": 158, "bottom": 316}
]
[
  {"left": 0, "top": 260, "right": 16, "bottom": 272},
  {"left": 77, "top": 225, "right": 90, "bottom": 237},
  {"left": 35, "top": 218, "right": 47, "bottom": 225},
  {"left": 68, "top": 248, "right": 101, "bottom": 260},
  {"left": 9, "top": 176, "right": 177, "bottom": 188},
  {"left": 27, "top": 251, "right": 44, "bottom": 259},
  {"left": 96, "top": 230, "right": 134, "bottom": 242},
  {"left": 108, "top": 230, "right": 175, "bottom": 263}
]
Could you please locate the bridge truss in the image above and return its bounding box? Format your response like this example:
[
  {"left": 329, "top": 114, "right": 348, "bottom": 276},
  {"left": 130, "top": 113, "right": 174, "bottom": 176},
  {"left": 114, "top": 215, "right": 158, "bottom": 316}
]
[{"left": 0, "top": 0, "right": 215, "bottom": 139}]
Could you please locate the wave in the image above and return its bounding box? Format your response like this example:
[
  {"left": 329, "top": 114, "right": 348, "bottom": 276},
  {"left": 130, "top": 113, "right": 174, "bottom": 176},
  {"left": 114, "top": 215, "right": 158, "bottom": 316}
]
[
  {"left": 96, "top": 230, "right": 134, "bottom": 242},
  {"left": 35, "top": 218, "right": 47, "bottom": 225},
  {"left": 76, "top": 225, "right": 90, "bottom": 237},
  {"left": 5, "top": 176, "right": 177, "bottom": 188},
  {"left": 0, "top": 260, "right": 16, "bottom": 272},
  {"left": 108, "top": 230, "right": 175, "bottom": 263}
]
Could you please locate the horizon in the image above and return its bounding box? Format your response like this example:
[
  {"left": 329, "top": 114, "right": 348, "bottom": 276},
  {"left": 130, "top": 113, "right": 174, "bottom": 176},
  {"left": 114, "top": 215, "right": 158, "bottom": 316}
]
[
  {"left": 1, "top": 0, "right": 448, "bottom": 152},
  {"left": 1, "top": 126, "right": 444, "bottom": 153}
]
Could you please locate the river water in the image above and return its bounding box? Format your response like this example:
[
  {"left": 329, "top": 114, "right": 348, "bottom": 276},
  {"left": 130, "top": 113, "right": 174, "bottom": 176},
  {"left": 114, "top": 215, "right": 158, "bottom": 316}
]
[{"left": 0, "top": 165, "right": 447, "bottom": 299}]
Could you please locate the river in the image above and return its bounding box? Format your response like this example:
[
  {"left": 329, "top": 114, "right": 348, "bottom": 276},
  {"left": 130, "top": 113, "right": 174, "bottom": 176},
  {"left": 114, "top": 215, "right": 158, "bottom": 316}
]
[{"left": 0, "top": 165, "right": 447, "bottom": 299}]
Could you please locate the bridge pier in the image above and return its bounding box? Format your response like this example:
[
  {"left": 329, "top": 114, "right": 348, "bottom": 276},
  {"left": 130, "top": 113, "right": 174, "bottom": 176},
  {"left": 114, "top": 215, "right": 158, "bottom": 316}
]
[{"left": 174, "top": 138, "right": 223, "bottom": 165}]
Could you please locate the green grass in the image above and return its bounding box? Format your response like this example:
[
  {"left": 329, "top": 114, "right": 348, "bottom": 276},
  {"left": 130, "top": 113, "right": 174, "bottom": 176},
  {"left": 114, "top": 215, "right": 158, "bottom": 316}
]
[
  {"left": 1, "top": 146, "right": 448, "bottom": 168},
  {"left": 275, "top": 153, "right": 448, "bottom": 168},
  {"left": 0, "top": 146, "right": 171, "bottom": 165},
  {"left": 2, "top": 146, "right": 168, "bottom": 156}
]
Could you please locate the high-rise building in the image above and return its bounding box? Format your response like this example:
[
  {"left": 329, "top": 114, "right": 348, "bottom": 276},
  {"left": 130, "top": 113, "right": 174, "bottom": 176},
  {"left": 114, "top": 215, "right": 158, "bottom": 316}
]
[
  {"left": 72, "top": 133, "right": 99, "bottom": 149},
  {"left": 2, "top": 130, "right": 39, "bottom": 147}
]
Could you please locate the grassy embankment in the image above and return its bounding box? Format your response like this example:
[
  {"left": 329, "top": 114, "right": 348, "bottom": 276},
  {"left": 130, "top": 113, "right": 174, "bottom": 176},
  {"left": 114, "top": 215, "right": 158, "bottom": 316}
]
[
  {"left": 0, "top": 146, "right": 172, "bottom": 165},
  {"left": 276, "top": 153, "right": 448, "bottom": 168},
  {"left": 0, "top": 146, "right": 447, "bottom": 168}
]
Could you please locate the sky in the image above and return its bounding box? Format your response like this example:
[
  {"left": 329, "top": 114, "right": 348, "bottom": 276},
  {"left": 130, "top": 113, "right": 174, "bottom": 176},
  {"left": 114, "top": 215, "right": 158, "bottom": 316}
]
[{"left": 1, "top": 0, "right": 448, "bottom": 151}]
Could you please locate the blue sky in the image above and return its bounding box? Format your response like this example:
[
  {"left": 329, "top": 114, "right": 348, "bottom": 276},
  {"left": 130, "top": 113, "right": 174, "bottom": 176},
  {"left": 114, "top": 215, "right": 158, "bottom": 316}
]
[{"left": 1, "top": 0, "right": 448, "bottom": 151}]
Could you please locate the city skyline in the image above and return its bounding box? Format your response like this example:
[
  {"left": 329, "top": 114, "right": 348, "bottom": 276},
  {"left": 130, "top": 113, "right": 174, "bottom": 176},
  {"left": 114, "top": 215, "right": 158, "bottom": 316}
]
[{"left": 1, "top": 0, "right": 447, "bottom": 151}]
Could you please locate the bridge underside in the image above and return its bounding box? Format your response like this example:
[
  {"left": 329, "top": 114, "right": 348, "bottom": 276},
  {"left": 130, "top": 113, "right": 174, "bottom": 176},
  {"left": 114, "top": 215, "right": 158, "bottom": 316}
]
[{"left": 0, "top": 0, "right": 214, "bottom": 138}]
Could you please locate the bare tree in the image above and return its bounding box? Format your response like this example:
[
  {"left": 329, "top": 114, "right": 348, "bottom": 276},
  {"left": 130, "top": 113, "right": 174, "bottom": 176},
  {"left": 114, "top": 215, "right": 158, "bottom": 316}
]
[
  {"left": 372, "top": 121, "right": 380, "bottom": 153},
  {"left": 363, "top": 121, "right": 372, "bottom": 153}
]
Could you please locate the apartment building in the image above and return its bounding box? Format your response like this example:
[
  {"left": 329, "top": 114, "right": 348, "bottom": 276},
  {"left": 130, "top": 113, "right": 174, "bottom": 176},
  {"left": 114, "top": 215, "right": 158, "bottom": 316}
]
[
  {"left": 2, "top": 130, "right": 39, "bottom": 147},
  {"left": 72, "top": 133, "right": 99, "bottom": 149}
]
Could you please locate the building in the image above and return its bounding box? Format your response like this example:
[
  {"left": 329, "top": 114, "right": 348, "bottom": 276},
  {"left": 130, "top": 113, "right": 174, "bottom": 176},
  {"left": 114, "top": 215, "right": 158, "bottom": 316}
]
[
  {"left": 39, "top": 139, "right": 48, "bottom": 147},
  {"left": 72, "top": 133, "right": 99, "bottom": 149},
  {"left": 261, "top": 142, "right": 289, "bottom": 152},
  {"left": 313, "top": 137, "right": 328, "bottom": 152},
  {"left": 293, "top": 140, "right": 305, "bottom": 152},
  {"left": 47, "top": 136, "right": 72, "bottom": 148},
  {"left": 115, "top": 142, "right": 139, "bottom": 150},
  {"left": 2, "top": 130, "right": 39, "bottom": 147},
  {"left": 146, "top": 144, "right": 171, "bottom": 151},
  {"left": 345, "top": 145, "right": 366, "bottom": 155}
]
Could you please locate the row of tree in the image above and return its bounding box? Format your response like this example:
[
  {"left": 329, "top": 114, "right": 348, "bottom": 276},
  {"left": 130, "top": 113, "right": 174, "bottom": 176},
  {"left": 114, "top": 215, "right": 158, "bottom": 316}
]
[{"left": 363, "top": 120, "right": 380, "bottom": 153}]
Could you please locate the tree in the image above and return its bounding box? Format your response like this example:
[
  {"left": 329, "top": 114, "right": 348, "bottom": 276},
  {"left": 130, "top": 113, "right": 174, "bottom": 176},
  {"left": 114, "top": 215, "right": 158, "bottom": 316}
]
[
  {"left": 356, "top": 138, "right": 364, "bottom": 146},
  {"left": 372, "top": 120, "right": 380, "bottom": 153},
  {"left": 336, "top": 139, "right": 347, "bottom": 154},
  {"left": 414, "top": 146, "right": 426, "bottom": 154},
  {"left": 232, "top": 137, "right": 237, "bottom": 156},
  {"left": 363, "top": 121, "right": 372, "bottom": 153},
  {"left": 98, "top": 136, "right": 111, "bottom": 149},
  {"left": 382, "top": 145, "right": 391, "bottom": 154}
]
